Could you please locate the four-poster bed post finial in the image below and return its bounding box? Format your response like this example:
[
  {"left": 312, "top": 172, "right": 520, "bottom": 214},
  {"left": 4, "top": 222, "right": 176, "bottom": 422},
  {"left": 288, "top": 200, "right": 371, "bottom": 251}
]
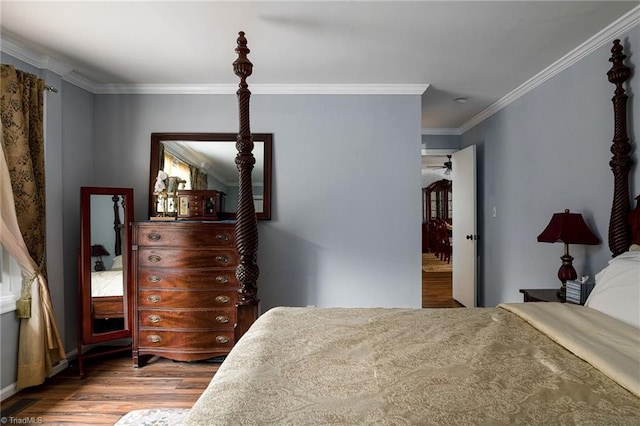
[
  {"left": 607, "top": 39, "right": 632, "bottom": 257},
  {"left": 233, "top": 31, "right": 260, "bottom": 340}
]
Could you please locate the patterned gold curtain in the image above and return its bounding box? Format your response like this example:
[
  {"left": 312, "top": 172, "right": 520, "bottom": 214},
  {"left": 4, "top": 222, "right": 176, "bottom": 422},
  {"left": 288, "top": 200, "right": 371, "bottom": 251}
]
[
  {"left": 0, "top": 64, "right": 65, "bottom": 389},
  {"left": 190, "top": 165, "right": 208, "bottom": 190}
]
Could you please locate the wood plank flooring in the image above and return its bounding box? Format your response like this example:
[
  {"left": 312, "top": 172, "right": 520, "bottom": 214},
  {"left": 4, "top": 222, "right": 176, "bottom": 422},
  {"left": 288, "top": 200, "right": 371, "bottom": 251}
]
[
  {"left": 422, "top": 253, "right": 463, "bottom": 308},
  {"left": 1, "top": 352, "right": 219, "bottom": 425}
]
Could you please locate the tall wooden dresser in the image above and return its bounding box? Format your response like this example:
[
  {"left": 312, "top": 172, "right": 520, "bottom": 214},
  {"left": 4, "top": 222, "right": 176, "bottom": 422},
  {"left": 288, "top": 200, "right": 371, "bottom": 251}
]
[{"left": 132, "top": 221, "right": 239, "bottom": 367}]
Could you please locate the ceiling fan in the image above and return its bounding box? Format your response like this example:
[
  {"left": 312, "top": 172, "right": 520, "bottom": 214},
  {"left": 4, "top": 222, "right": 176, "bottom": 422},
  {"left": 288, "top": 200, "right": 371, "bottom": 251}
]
[{"left": 425, "top": 155, "right": 452, "bottom": 175}]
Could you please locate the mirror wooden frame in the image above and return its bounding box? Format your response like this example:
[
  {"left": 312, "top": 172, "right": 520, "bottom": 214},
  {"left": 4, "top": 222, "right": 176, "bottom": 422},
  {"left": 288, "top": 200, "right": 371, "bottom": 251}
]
[
  {"left": 78, "top": 186, "right": 134, "bottom": 378},
  {"left": 148, "top": 133, "right": 273, "bottom": 220}
]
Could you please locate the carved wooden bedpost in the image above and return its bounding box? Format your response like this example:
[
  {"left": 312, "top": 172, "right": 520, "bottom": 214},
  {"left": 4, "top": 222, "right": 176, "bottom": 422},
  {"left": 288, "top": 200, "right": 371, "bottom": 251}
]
[
  {"left": 607, "top": 39, "right": 632, "bottom": 257},
  {"left": 112, "top": 195, "right": 123, "bottom": 257},
  {"left": 233, "top": 31, "right": 259, "bottom": 340}
]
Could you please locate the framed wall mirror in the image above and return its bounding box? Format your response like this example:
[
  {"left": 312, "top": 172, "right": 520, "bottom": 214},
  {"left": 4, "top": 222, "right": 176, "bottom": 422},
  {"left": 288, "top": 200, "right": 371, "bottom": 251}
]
[
  {"left": 149, "top": 133, "right": 273, "bottom": 220},
  {"left": 78, "top": 186, "right": 134, "bottom": 378}
]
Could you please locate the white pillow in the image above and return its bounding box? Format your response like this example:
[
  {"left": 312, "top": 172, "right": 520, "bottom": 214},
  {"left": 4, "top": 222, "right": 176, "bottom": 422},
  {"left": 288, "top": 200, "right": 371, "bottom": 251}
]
[
  {"left": 111, "top": 255, "right": 123, "bottom": 271},
  {"left": 585, "top": 251, "right": 640, "bottom": 329}
]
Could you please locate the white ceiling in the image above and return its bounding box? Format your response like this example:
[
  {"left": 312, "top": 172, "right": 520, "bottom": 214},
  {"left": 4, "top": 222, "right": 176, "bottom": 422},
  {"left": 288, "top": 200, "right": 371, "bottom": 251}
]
[{"left": 1, "top": 1, "right": 638, "bottom": 131}]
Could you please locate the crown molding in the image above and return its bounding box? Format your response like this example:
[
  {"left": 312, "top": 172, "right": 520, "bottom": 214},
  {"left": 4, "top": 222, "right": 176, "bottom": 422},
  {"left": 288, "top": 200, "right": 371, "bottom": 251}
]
[
  {"left": 458, "top": 5, "right": 640, "bottom": 134},
  {"left": 1, "top": 36, "right": 73, "bottom": 77},
  {"left": 93, "top": 84, "right": 237, "bottom": 95},
  {"left": 94, "top": 83, "right": 429, "bottom": 95},
  {"left": 421, "top": 128, "right": 461, "bottom": 136},
  {"left": 250, "top": 83, "right": 429, "bottom": 95}
]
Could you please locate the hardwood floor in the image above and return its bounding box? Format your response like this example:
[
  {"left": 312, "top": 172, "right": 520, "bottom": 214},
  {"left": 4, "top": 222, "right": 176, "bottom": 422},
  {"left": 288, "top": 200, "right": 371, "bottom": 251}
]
[
  {"left": 1, "top": 352, "right": 219, "bottom": 425},
  {"left": 422, "top": 253, "right": 463, "bottom": 308}
]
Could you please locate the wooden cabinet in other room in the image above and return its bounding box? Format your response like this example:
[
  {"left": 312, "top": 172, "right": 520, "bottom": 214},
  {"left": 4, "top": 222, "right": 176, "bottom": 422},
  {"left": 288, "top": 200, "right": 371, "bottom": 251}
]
[{"left": 423, "top": 179, "right": 452, "bottom": 223}]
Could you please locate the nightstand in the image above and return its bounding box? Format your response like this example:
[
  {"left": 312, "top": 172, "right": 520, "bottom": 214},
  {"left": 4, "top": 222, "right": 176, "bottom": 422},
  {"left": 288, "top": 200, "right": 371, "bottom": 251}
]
[{"left": 519, "top": 288, "right": 563, "bottom": 303}]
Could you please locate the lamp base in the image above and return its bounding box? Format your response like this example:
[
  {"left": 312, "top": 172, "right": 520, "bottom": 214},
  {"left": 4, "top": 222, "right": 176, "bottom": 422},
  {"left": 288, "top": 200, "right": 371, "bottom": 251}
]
[
  {"left": 94, "top": 260, "right": 105, "bottom": 271},
  {"left": 556, "top": 251, "right": 576, "bottom": 303}
]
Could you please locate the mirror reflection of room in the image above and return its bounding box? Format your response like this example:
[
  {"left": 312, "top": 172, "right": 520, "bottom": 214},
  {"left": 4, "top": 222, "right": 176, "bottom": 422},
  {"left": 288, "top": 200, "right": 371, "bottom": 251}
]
[
  {"left": 154, "top": 140, "right": 264, "bottom": 217},
  {"left": 89, "top": 194, "right": 126, "bottom": 334}
]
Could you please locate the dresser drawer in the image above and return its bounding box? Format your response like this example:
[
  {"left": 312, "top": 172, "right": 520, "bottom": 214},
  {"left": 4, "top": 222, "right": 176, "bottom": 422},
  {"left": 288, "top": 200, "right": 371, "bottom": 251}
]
[
  {"left": 138, "top": 289, "right": 237, "bottom": 309},
  {"left": 138, "top": 330, "right": 234, "bottom": 350},
  {"left": 136, "top": 224, "right": 234, "bottom": 248},
  {"left": 138, "top": 309, "right": 236, "bottom": 329},
  {"left": 137, "top": 248, "right": 238, "bottom": 268},
  {"left": 138, "top": 267, "right": 238, "bottom": 289},
  {"left": 187, "top": 197, "right": 204, "bottom": 213}
]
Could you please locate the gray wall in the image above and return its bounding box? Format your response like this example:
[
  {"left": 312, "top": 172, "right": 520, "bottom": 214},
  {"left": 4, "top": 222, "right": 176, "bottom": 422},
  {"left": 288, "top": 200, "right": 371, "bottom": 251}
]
[
  {"left": 60, "top": 81, "right": 95, "bottom": 359},
  {"left": 93, "top": 94, "right": 424, "bottom": 311},
  {"left": 461, "top": 29, "right": 639, "bottom": 307}
]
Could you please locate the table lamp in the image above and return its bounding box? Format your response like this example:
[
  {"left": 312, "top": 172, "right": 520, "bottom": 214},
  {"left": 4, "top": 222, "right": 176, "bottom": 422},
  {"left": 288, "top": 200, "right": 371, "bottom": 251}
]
[
  {"left": 91, "top": 244, "right": 110, "bottom": 271},
  {"left": 537, "top": 209, "right": 599, "bottom": 300}
]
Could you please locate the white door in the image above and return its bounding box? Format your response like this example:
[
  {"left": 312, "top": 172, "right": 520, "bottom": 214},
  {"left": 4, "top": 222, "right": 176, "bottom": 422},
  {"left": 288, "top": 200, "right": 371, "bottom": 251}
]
[{"left": 452, "top": 145, "right": 477, "bottom": 307}]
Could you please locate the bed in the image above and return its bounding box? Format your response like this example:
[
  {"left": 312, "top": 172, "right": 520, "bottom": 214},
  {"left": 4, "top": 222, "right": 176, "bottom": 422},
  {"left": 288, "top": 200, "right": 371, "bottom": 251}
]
[{"left": 184, "top": 37, "right": 640, "bottom": 424}]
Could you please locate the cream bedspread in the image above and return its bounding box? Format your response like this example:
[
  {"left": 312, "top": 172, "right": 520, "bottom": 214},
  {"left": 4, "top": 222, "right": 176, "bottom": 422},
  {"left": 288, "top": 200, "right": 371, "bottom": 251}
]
[
  {"left": 184, "top": 306, "right": 640, "bottom": 425},
  {"left": 90, "top": 270, "right": 123, "bottom": 297},
  {"left": 500, "top": 302, "right": 640, "bottom": 398}
]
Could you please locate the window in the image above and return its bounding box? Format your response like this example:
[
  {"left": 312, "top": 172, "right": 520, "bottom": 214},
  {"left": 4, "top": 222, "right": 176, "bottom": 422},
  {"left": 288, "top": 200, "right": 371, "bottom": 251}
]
[
  {"left": 0, "top": 246, "right": 22, "bottom": 314},
  {"left": 163, "top": 151, "right": 192, "bottom": 189}
]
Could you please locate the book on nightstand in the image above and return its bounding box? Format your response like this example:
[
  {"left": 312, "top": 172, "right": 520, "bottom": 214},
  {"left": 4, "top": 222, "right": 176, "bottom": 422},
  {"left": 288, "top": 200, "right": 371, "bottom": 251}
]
[{"left": 565, "top": 280, "right": 595, "bottom": 305}]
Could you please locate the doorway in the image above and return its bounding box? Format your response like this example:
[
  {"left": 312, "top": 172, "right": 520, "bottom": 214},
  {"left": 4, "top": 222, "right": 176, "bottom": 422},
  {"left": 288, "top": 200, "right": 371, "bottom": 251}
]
[
  {"left": 421, "top": 146, "right": 478, "bottom": 308},
  {"left": 421, "top": 152, "right": 457, "bottom": 307}
]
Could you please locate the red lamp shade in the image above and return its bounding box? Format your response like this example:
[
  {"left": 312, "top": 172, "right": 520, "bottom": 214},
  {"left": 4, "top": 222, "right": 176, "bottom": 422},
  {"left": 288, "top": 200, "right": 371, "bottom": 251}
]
[
  {"left": 537, "top": 210, "right": 600, "bottom": 245},
  {"left": 91, "top": 244, "right": 110, "bottom": 257},
  {"left": 537, "top": 209, "right": 599, "bottom": 301}
]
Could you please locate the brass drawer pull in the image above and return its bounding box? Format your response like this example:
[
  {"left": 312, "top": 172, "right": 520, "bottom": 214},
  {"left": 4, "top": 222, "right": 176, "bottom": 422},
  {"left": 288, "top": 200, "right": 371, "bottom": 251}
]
[
  {"left": 215, "top": 276, "right": 229, "bottom": 284},
  {"left": 147, "top": 335, "right": 161, "bottom": 343},
  {"left": 215, "top": 255, "right": 229, "bottom": 263},
  {"left": 147, "top": 295, "right": 162, "bottom": 303},
  {"left": 215, "top": 336, "right": 230, "bottom": 344},
  {"left": 215, "top": 315, "right": 229, "bottom": 324},
  {"left": 215, "top": 233, "right": 230, "bottom": 241},
  {"left": 148, "top": 314, "right": 161, "bottom": 323},
  {"left": 215, "top": 295, "right": 230, "bottom": 304},
  {"left": 148, "top": 233, "right": 161, "bottom": 241},
  {"left": 147, "top": 275, "right": 161, "bottom": 283},
  {"left": 148, "top": 255, "right": 161, "bottom": 263}
]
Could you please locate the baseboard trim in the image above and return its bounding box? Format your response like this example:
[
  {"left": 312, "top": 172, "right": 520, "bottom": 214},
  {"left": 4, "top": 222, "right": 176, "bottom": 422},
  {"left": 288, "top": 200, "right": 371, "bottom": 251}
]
[{"left": 1, "top": 350, "right": 76, "bottom": 402}]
